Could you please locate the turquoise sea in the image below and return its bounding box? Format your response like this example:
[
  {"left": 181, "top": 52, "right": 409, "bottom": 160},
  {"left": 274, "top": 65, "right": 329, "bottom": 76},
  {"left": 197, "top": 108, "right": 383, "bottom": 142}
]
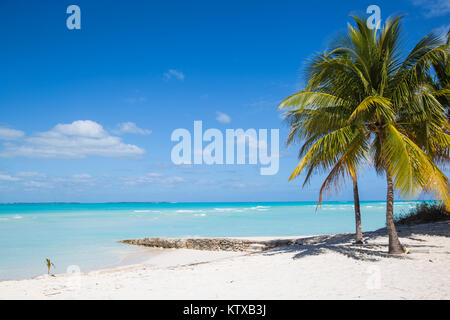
[{"left": 0, "top": 201, "right": 420, "bottom": 280}]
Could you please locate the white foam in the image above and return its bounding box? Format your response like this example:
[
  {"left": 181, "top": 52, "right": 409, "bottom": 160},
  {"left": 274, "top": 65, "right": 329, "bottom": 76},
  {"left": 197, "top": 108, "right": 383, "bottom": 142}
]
[
  {"left": 213, "top": 208, "right": 244, "bottom": 213},
  {"left": 176, "top": 210, "right": 201, "bottom": 213},
  {"left": 252, "top": 206, "right": 271, "bottom": 209}
]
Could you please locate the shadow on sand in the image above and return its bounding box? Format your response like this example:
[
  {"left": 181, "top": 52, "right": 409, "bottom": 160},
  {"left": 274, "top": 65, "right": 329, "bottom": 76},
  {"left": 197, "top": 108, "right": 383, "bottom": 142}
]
[{"left": 263, "top": 221, "right": 450, "bottom": 262}]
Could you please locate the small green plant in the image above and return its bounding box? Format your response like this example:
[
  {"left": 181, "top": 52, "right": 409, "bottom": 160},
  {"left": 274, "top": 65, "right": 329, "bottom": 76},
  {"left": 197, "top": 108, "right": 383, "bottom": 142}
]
[{"left": 45, "top": 258, "right": 55, "bottom": 275}]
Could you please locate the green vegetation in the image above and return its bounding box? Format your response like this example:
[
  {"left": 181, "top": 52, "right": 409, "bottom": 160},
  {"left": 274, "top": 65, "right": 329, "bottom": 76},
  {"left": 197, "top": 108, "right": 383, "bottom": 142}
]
[
  {"left": 278, "top": 15, "right": 449, "bottom": 254},
  {"left": 45, "top": 258, "right": 55, "bottom": 275},
  {"left": 395, "top": 202, "right": 450, "bottom": 225}
]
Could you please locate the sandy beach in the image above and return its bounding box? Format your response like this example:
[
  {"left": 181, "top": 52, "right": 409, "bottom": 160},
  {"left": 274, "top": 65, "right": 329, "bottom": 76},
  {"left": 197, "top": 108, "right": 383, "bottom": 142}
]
[{"left": 1, "top": 221, "right": 449, "bottom": 300}]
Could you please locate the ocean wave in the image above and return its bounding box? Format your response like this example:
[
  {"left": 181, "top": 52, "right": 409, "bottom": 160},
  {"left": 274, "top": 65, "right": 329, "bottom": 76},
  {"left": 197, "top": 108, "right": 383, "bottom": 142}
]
[
  {"left": 249, "top": 206, "right": 270, "bottom": 211},
  {"left": 0, "top": 215, "right": 23, "bottom": 221},
  {"left": 213, "top": 208, "right": 245, "bottom": 213},
  {"left": 321, "top": 206, "right": 354, "bottom": 211},
  {"left": 211, "top": 206, "right": 271, "bottom": 213}
]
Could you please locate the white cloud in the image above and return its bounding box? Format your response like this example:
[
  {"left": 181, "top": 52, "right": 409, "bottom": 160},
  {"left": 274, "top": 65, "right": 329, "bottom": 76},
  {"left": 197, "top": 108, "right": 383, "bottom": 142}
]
[
  {"left": 113, "top": 122, "right": 152, "bottom": 135},
  {"left": 147, "top": 172, "right": 164, "bottom": 177},
  {"left": 216, "top": 111, "right": 231, "bottom": 124},
  {"left": 412, "top": 0, "right": 450, "bottom": 18},
  {"left": 51, "top": 120, "right": 106, "bottom": 138},
  {"left": 0, "top": 173, "right": 20, "bottom": 181},
  {"left": 0, "top": 171, "right": 54, "bottom": 190},
  {"left": 23, "top": 181, "right": 52, "bottom": 188},
  {"left": 72, "top": 173, "right": 92, "bottom": 179},
  {"left": 163, "top": 69, "right": 185, "bottom": 81},
  {"left": 230, "top": 182, "right": 264, "bottom": 189},
  {"left": 121, "top": 172, "right": 187, "bottom": 187},
  {"left": 0, "top": 126, "right": 25, "bottom": 140},
  {"left": 193, "top": 179, "right": 217, "bottom": 186},
  {"left": 17, "top": 172, "right": 47, "bottom": 178},
  {"left": 0, "top": 120, "right": 145, "bottom": 159}
]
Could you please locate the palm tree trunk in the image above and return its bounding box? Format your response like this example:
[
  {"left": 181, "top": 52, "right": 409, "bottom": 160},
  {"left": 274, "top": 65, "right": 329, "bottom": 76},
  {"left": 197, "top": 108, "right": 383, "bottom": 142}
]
[
  {"left": 385, "top": 170, "right": 404, "bottom": 254},
  {"left": 352, "top": 175, "right": 363, "bottom": 244}
]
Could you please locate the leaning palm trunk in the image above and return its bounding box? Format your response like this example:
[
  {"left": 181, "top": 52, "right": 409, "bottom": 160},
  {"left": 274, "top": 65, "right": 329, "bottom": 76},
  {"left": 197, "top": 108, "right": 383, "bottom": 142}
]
[
  {"left": 352, "top": 175, "right": 363, "bottom": 244},
  {"left": 385, "top": 170, "right": 404, "bottom": 254}
]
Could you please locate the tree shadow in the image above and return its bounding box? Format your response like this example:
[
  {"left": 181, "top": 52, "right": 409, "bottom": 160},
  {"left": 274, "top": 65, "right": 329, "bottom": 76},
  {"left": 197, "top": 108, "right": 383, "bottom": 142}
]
[
  {"left": 263, "top": 221, "right": 449, "bottom": 262},
  {"left": 394, "top": 221, "right": 450, "bottom": 238}
]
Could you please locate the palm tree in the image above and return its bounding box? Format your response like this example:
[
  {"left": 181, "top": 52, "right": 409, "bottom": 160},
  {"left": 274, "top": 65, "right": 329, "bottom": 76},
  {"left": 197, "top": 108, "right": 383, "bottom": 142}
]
[
  {"left": 279, "top": 15, "right": 449, "bottom": 254},
  {"left": 282, "top": 96, "right": 368, "bottom": 244},
  {"left": 430, "top": 30, "right": 449, "bottom": 117}
]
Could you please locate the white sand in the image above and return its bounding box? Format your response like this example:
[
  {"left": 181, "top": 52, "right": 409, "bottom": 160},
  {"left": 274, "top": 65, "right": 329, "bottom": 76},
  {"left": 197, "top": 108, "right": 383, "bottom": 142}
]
[{"left": 1, "top": 222, "right": 449, "bottom": 300}]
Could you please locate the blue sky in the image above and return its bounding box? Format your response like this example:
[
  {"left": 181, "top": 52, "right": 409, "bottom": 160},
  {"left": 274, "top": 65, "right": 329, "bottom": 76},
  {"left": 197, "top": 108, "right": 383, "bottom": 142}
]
[{"left": 0, "top": 0, "right": 448, "bottom": 203}]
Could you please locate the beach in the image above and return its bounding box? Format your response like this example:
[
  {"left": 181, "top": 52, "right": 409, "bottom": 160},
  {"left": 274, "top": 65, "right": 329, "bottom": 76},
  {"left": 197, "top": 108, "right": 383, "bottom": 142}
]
[
  {"left": 2, "top": 0, "right": 449, "bottom": 306},
  {"left": 1, "top": 221, "right": 449, "bottom": 300},
  {"left": 0, "top": 201, "right": 422, "bottom": 280}
]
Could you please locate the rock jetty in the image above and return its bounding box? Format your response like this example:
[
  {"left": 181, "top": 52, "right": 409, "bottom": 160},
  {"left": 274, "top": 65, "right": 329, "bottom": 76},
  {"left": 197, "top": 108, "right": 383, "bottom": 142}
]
[{"left": 120, "top": 237, "right": 299, "bottom": 252}]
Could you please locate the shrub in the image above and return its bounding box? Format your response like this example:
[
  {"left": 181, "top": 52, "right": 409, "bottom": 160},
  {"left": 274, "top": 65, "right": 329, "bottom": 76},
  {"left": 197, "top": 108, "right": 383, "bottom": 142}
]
[{"left": 395, "top": 202, "right": 450, "bottom": 225}]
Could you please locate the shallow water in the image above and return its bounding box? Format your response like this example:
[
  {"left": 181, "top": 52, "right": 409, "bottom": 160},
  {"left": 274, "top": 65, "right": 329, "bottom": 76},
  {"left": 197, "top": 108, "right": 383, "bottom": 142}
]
[{"left": 0, "top": 201, "right": 420, "bottom": 280}]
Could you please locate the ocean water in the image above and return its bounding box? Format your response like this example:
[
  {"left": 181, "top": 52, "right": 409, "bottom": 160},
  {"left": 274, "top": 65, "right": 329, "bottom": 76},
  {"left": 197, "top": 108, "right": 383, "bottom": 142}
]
[{"left": 0, "top": 201, "right": 420, "bottom": 280}]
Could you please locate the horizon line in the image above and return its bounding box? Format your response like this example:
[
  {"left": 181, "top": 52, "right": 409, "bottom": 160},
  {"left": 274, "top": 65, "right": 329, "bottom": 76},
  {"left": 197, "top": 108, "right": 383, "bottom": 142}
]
[{"left": 0, "top": 199, "right": 430, "bottom": 205}]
